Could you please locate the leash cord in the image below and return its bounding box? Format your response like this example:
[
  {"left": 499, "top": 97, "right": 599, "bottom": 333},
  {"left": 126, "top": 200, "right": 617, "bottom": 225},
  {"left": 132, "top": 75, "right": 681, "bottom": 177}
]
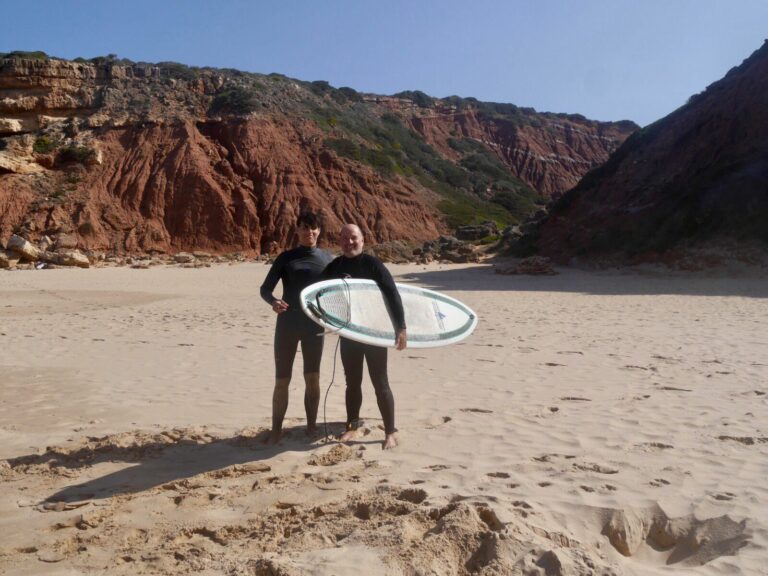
[{"left": 322, "top": 277, "right": 352, "bottom": 443}]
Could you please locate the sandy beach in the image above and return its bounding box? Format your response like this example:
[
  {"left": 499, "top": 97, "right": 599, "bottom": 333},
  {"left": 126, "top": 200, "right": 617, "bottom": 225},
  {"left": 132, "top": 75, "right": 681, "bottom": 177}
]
[{"left": 1, "top": 261, "right": 766, "bottom": 575}]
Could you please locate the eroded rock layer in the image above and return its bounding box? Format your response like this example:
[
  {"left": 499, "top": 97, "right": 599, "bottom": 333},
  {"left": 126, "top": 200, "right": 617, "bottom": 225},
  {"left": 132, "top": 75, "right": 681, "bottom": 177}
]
[{"left": 0, "top": 55, "right": 635, "bottom": 253}]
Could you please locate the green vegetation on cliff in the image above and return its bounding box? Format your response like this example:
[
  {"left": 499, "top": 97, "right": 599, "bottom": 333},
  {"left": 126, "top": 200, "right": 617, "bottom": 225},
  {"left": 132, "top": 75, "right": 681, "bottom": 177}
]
[{"left": 2, "top": 51, "right": 610, "bottom": 232}]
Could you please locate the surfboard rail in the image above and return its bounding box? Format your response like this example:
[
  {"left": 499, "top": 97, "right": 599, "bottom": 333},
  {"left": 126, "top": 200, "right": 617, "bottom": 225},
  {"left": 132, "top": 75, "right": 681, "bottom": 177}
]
[{"left": 300, "top": 279, "right": 477, "bottom": 348}]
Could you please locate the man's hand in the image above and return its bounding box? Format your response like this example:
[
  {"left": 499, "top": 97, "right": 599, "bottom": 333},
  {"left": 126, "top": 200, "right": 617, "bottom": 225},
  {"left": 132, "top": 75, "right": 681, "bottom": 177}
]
[
  {"left": 395, "top": 329, "right": 407, "bottom": 351},
  {"left": 272, "top": 299, "right": 289, "bottom": 314}
]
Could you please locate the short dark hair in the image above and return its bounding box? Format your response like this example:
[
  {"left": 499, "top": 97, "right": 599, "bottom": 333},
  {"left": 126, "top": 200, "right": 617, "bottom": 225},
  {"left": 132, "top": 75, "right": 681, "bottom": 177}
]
[{"left": 297, "top": 211, "right": 320, "bottom": 229}]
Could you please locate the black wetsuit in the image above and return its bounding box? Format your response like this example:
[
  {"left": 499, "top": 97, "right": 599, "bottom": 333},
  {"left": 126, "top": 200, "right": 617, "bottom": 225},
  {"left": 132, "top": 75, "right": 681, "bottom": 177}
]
[
  {"left": 322, "top": 254, "right": 405, "bottom": 435},
  {"left": 260, "top": 246, "right": 334, "bottom": 378}
]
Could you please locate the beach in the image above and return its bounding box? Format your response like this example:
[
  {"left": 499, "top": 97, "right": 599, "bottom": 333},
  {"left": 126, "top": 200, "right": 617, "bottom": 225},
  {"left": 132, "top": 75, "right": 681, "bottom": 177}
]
[{"left": 1, "top": 261, "right": 766, "bottom": 575}]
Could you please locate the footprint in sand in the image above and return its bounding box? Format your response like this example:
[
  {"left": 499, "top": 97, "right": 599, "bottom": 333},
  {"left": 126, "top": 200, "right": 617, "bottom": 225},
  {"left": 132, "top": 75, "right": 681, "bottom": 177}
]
[
  {"left": 560, "top": 396, "right": 591, "bottom": 402},
  {"left": 307, "top": 444, "right": 357, "bottom": 466},
  {"left": 650, "top": 478, "right": 670, "bottom": 487},
  {"left": 718, "top": 435, "right": 768, "bottom": 445},
  {"left": 460, "top": 408, "right": 493, "bottom": 414},
  {"left": 543, "top": 362, "right": 566, "bottom": 367},
  {"left": 425, "top": 464, "right": 450, "bottom": 471},
  {"left": 486, "top": 472, "right": 510, "bottom": 479},
  {"left": 397, "top": 488, "right": 428, "bottom": 504},
  {"left": 636, "top": 442, "right": 674, "bottom": 450},
  {"left": 712, "top": 492, "right": 736, "bottom": 501},
  {"left": 651, "top": 354, "right": 681, "bottom": 363},
  {"left": 573, "top": 462, "right": 619, "bottom": 475},
  {"left": 622, "top": 365, "right": 656, "bottom": 371}
]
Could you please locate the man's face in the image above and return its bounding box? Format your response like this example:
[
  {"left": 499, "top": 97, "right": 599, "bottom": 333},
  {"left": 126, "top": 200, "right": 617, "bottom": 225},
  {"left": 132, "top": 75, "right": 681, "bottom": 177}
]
[
  {"left": 339, "top": 225, "right": 364, "bottom": 258},
  {"left": 297, "top": 224, "right": 320, "bottom": 248}
]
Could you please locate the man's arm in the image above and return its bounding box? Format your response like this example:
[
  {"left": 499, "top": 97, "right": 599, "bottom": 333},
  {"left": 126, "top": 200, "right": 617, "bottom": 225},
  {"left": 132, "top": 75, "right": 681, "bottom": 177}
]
[
  {"left": 260, "top": 254, "right": 289, "bottom": 313},
  {"left": 368, "top": 257, "right": 407, "bottom": 349}
]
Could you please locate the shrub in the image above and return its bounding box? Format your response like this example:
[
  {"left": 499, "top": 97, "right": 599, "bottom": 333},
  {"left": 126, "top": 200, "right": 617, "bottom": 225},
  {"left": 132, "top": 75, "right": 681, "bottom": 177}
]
[
  {"left": 208, "top": 86, "right": 261, "bottom": 115},
  {"left": 157, "top": 61, "right": 199, "bottom": 81},
  {"left": 336, "top": 87, "right": 363, "bottom": 103},
  {"left": 33, "top": 136, "right": 58, "bottom": 154},
  {"left": 88, "top": 54, "right": 134, "bottom": 66},
  {"left": 57, "top": 145, "right": 97, "bottom": 165},
  {"left": 6, "top": 50, "right": 49, "bottom": 60},
  {"left": 393, "top": 90, "right": 435, "bottom": 108},
  {"left": 309, "top": 80, "right": 332, "bottom": 96},
  {"left": 325, "top": 138, "right": 360, "bottom": 160}
]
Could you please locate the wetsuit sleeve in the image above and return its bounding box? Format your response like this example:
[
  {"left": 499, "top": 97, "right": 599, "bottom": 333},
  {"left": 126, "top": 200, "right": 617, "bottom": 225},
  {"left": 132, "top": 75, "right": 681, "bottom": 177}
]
[
  {"left": 369, "top": 257, "right": 406, "bottom": 331},
  {"left": 259, "top": 253, "right": 285, "bottom": 305}
]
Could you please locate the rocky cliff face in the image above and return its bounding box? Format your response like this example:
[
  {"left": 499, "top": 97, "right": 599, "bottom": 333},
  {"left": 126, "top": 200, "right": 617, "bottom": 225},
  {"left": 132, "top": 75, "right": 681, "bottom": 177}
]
[
  {"left": 391, "top": 103, "right": 634, "bottom": 198},
  {"left": 523, "top": 41, "right": 768, "bottom": 264},
  {"left": 0, "top": 54, "right": 635, "bottom": 254}
]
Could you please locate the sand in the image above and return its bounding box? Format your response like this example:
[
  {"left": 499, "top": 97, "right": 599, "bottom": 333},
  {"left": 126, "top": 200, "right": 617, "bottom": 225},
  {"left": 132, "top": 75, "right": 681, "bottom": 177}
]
[{"left": 1, "top": 261, "right": 766, "bottom": 575}]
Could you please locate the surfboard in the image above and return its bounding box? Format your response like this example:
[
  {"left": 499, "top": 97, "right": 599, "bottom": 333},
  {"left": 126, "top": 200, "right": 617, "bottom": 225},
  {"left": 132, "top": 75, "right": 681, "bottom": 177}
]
[{"left": 300, "top": 279, "right": 478, "bottom": 348}]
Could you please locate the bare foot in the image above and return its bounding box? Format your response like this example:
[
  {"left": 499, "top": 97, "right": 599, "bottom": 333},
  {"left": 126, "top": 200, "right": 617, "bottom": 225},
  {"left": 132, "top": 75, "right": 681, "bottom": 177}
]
[
  {"left": 339, "top": 429, "right": 360, "bottom": 443},
  {"left": 263, "top": 429, "right": 282, "bottom": 445},
  {"left": 382, "top": 433, "right": 398, "bottom": 450},
  {"left": 305, "top": 425, "right": 320, "bottom": 438}
]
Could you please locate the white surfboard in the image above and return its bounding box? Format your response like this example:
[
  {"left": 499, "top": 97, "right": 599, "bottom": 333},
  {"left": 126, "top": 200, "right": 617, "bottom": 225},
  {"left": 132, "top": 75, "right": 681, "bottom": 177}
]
[{"left": 300, "top": 279, "right": 478, "bottom": 348}]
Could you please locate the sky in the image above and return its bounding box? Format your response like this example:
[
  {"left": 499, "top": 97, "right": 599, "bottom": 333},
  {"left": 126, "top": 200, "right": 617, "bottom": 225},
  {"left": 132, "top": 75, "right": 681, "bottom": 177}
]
[{"left": 2, "top": 0, "right": 766, "bottom": 126}]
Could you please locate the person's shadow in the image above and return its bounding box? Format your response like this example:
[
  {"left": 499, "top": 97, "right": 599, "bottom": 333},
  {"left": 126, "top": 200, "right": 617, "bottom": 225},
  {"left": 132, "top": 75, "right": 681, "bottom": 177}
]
[{"left": 8, "top": 424, "right": 347, "bottom": 504}]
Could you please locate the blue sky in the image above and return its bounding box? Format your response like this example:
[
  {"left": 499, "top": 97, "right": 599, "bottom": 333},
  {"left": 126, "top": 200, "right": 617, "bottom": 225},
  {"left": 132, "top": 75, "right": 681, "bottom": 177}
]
[{"left": 2, "top": 0, "right": 766, "bottom": 126}]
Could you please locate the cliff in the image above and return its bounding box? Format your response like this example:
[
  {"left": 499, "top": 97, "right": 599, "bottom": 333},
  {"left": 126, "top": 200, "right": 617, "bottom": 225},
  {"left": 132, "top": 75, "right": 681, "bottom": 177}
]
[
  {"left": 523, "top": 41, "right": 768, "bottom": 264},
  {"left": 0, "top": 54, "right": 635, "bottom": 254}
]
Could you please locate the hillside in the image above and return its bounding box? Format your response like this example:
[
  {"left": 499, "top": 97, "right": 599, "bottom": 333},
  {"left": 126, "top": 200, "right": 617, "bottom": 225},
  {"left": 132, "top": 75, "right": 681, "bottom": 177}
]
[
  {"left": 521, "top": 41, "right": 768, "bottom": 265},
  {"left": 0, "top": 52, "right": 635, "bottom": 254}
]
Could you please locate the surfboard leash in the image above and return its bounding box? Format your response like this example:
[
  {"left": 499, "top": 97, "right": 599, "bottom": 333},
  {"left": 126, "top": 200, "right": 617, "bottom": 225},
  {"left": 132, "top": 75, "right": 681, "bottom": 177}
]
[{"left": 322, "top": 276, "right": 352, "bottom": 443}]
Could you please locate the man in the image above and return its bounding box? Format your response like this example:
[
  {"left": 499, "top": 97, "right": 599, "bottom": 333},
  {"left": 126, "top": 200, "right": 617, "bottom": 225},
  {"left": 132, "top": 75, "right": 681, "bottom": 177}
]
[
  {"left": 322, "top": 224, "right": 406, "bottom": 450},
  {"left": 260, "top": 211, "right": 333, "bottom": 443}
]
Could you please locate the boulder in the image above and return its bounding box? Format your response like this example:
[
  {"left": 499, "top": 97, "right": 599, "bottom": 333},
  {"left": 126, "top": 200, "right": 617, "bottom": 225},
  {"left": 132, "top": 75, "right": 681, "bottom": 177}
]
[
  {"left": 1, "top": 250, "right": 20, "bottom": 269},
  {"left": 7, "top": 234, "right": 41, "bottom": 261},
  {"left": 38, "top": 235, "right": 55, "bottom": 251},
  {"left": 53, "top": 250, "right": 90, "bottom": 268},
  {"left": 173, "top": 252, "right": 195, "bottom": 264},
  {"left": 501, "top": 225, "right": 522, "bottom": 239},
  {"left": 42, "top": 250, "right": 90, "bottom": 268},
  {"left": 455, "top": 220, "right": 499, "bottom": 241},
  {"left": 55, "top": 233, "right": 78, "bottom": 250}
]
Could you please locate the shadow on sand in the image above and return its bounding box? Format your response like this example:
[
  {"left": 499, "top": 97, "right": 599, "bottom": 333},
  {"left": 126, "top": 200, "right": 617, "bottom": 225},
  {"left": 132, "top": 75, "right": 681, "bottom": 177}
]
[
  {"left": 5, "top": 423, "right": 348, "bottom": 504},
  {"left": 399, "top": 262, "right": 768, "bottom": 298}
]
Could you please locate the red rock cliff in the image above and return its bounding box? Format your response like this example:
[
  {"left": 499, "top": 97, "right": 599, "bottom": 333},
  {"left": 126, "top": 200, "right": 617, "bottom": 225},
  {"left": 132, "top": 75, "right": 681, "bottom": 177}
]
[{"left": 0, "top": 55, "right": 635, "bottom": 254}]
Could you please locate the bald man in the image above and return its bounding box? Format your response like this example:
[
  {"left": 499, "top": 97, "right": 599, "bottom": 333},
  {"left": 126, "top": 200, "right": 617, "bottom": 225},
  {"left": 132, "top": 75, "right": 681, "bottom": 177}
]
[{"left": 322, "top": 224, "right": 406, "bottom": 450}]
